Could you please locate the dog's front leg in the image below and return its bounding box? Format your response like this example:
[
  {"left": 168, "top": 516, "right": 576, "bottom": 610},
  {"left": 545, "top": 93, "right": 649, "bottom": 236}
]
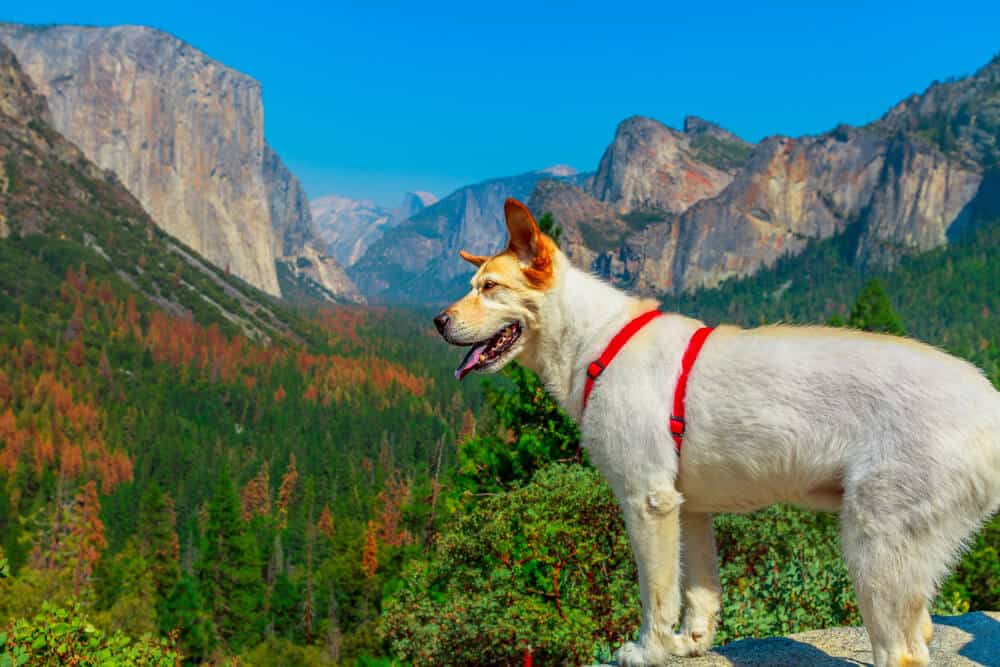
[
  {"left": 617, "top": 485, "right": 685, "bottom": 667},
  {"left": 677, "top": 509, "right": 721, "bottom": 655}
]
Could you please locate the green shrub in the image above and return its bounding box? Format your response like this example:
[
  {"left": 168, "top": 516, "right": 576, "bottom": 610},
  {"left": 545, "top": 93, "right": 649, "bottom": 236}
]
[
  {"left": 381, "top": 464, "right": 639, "bottom": 666},
  {"left": 0, "top": 602, "right": 177, "bottom": 666}
]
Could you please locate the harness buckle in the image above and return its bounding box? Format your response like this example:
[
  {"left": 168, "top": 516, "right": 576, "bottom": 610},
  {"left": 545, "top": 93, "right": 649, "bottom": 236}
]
[
  {"left": 587, "top": 360, "right": 606, "bottom": 381},
  {"left": 669, "top": 415, "right": 685, "bottom": 437}
]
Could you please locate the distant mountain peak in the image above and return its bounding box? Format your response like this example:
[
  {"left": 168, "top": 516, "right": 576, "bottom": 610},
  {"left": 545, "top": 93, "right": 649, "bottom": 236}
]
[
  {"left": 407, "top": 191, "right": 438, "bottom": 207},
  {"left": 536, "top": 164, "right": 578, "bottom": 177}
]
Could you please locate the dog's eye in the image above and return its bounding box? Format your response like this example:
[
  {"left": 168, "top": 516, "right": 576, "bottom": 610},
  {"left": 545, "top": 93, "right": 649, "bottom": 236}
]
[{"left": 481, "top": 280, "right": 497, "bottom": 291}]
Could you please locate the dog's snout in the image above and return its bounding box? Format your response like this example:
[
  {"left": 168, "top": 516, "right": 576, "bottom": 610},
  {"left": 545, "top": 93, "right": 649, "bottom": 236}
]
[{"left": 433, "top": 311, "right": 451, "bottom": 335}]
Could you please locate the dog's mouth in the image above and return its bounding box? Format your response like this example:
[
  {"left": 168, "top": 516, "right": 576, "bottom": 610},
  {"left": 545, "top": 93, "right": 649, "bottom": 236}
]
[{"left": 453, "top": 321, "right": 523, "bottom": 380}]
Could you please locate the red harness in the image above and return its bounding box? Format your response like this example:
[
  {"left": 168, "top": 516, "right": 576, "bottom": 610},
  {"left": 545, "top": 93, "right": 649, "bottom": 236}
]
[{"left": 582, "top": 309, "right": 714, "bottom": 454}]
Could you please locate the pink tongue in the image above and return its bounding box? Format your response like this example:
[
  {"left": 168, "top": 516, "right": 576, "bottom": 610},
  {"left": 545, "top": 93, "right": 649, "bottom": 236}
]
[{"left": 455, "top": 343, "right": 488, "bottom": 380}]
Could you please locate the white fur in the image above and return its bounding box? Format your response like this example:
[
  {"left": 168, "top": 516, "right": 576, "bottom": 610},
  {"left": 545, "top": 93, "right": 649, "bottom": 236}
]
[{"left": 445, "top": 244, "right": 1000, "bottom": 667}]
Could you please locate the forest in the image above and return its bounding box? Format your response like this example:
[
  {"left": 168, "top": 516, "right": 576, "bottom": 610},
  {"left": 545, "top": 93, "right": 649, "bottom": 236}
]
[{"left": 0, "top": 214, "right": 998, "bottom": 666}]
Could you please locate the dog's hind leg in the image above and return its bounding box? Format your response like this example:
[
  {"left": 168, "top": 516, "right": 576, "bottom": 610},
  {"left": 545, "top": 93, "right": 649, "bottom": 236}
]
[
  {"left": 677, "top": 509, "right": 721, "bottom": 656},
  {"left": 840, "top": 485, "right": 949, "bottom": 667},
  {"left": 616, "top": 485, "right": 686, "bottom": 666}
]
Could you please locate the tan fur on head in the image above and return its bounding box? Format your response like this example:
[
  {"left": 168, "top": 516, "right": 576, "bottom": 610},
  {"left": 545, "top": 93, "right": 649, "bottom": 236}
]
[
  {"left": 459, "top": 250, "right": 489, "bottom": 267},
  {"left": 503, "top": 199, "right": 555, "bottom": 289},
  {"left": 438, "top": 199, "right": 559, "bottom": 374},
  {"left": 458, "top": 198, "right": 556, "bottom": 288}
]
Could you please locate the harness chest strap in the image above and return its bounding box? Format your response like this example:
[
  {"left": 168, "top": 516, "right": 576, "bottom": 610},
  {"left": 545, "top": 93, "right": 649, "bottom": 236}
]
[{"left": 581, "top": 309, "right": 714, "bottom": 454}]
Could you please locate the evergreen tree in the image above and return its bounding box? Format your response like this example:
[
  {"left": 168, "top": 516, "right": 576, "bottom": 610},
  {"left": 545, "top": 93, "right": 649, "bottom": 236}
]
[
  {"left": 159, "top": 573, "right": 213, "bottom": 663},
  {"left": 138, "top": 482, "right": 180, "bottom": 601},
  {"left": 537, "top": 212, "right": 562, "bottom": 247},
  {"left": 196, "top": 467, "right": 265, "bottom": 651},
  {"left": 847, "top": 279, "right": 906, "bottom": 335}
]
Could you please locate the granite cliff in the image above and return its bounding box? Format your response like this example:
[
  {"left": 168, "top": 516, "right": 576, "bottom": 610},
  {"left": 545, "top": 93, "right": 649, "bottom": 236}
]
[
  {"left": 530, "top": 56, "right": 998, "bottom": 297},
  {"left": 0, "top": 42, "right": 300, "bottom": 340},
  {"left": 0, "top": 22, "right": 360, "bottom": 302}
]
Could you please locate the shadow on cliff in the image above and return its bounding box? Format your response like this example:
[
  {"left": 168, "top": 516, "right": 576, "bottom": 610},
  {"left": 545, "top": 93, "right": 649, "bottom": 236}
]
[{"left": 935, "top": 611, "right": 1000, "bottom": 667}]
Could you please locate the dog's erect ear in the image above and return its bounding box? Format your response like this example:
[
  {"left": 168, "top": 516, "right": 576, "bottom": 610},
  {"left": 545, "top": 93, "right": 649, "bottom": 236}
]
[
  {"left": 504, "top": 198, "right": 540, "bottom": 265},
  {"left": 458, "top": 250, "right": 489, "bottom": 267}
]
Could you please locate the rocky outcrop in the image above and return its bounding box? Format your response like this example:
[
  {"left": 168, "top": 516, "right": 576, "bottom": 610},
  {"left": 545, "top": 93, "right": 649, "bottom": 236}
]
[
  {"left": 592, "top": 611, "right": 1000, "bottom": 666},
  {"left": 857, "top": 139, "right": 983, "bottom": 266},
  {"left": 527, "top": 57, "right": 998, "bottom": 299},
  {"left": 635, "top": 127, "right": 890, "bottom": 293},
  {"left": 349, "top": 166, "right": 585, "bottom": 302},
  {"left": 591, "top": 116, "right": 736, "bottom": 215},
  {"left": 0, "top": 22, "right": 359, "bottom": 301},
  {"left": 0, "top": 40, "right": 49, "bottom": 124},
  {"left": 263, "top": 144, "right": 362, "bottom": 302}
]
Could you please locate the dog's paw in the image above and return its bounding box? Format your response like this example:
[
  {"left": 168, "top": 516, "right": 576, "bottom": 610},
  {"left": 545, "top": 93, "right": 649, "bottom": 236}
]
[
  {"left": 676, "top": 617, "right": 716, "bottom": 656},
  {"left": 617, "top": 641, "right": 656, "bottom": 667},
  {"left": 616, "top": 637, "right": 678, "bottom": 666}
]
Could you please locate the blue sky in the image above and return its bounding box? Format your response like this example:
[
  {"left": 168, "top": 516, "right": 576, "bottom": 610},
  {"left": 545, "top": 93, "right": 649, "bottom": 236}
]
[{"left": 3, "top": 1, "right": 998, "bottom": 207}]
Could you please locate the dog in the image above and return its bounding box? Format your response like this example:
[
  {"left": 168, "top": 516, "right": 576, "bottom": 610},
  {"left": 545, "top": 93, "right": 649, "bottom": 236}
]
[{"left": 433, "top": 198, "right": 1000, "bottom": 667}]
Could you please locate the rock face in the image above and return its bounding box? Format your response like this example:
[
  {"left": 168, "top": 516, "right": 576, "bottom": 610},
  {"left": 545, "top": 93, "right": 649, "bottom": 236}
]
[
  {"left": 262, "top": 145, "right": 363, "bottom": 302},
  {"left": 311, "top": 190, "right": 437, "bottom": 269},
  {"left": 0, "top": 43, "right": 297, "bottom": 339},
  {"left": 527, "top": 57, "right": 998, "bottom": 299},
  {"left": 591, "top": 116, "right": 740, "bottom": 215},
  {"left": 592, "top": 611, "right": 1000, "bottom": 666},
  {"left": 0, "top": 22, "right": 359, "bottom": 301},
  {"left": 349, "top": 166, "right": 587, "bottom": 302}
]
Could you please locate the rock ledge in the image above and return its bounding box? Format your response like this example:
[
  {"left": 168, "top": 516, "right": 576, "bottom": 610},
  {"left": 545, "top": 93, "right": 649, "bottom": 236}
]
[{"left": 598, "top": 612, "right": 1000, "bottom": 666}]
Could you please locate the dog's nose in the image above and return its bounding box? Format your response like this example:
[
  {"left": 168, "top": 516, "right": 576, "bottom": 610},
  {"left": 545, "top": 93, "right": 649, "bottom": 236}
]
[{"left": 433, "top": 311, "right": 450, "bottom": 335}]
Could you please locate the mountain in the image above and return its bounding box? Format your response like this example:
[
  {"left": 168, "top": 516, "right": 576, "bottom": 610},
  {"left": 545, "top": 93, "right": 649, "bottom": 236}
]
[
  {"left": 0, "top": 22, "right": 360, "bottom": 302},
  {"left": 528, "top": 57, "right": 998, "bottom": 297},
  {"left": 349, "top": 166, "right": 587, "bottom": 302},
  {"left": 0, "top": 42, "right": 309, "bottom": 342},
  {"left": 392, "top": 190, "right": 438, "bottom": 221},
  {"left": 590, "top": 115, "right": 744, "bottom": 214},
  {"left": 311, "top": 190, "right": 437, "bottom": 268}
]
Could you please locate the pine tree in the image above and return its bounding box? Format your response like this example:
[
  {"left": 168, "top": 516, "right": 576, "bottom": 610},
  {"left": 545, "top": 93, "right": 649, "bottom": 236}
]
[
  {"left": 196, "top": 467, "right": 265, "bottom": 651},
  {"left": 160, "top": 573, "right": 213, "bottom": 662},
  {"left": 361, "top": 520, "right": 378, "bottom": 579},
  {"left": 317, "top": 505, "right": 334, "bottom": 540},
  {"left": 138, "top": 482, "right": 180, "bottom": 601},
  {"left": 70, "top": 480, "right": 106, "bottom": 597},
  {"left": 847, "top": 279, "right": 906, "bottom": 335}
]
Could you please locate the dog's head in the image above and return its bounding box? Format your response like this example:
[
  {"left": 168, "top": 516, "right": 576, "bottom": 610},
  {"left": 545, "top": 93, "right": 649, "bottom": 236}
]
[{"left": 434, "top": 198, "right": 559, "bottom": 380}]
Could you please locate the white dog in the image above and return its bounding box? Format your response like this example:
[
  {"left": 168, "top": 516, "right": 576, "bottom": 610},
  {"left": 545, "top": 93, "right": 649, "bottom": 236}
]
[{"left": 433, "top": 198, "right": 1000, "bottom": 667}]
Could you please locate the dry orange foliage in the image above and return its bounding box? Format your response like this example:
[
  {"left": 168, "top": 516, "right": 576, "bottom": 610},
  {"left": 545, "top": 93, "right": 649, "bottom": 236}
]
[{"left": 241, "top": 461, "right": 272, "bottom": 520}]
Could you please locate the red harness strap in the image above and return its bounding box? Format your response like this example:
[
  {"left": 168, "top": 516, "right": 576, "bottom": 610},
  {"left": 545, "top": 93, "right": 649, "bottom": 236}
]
[
  {"left": 668, "top": 326, "right": 714, "bottom": 453},
  {"left": 582, "top": 310, "right": 714, "bottom": 455},
  {"left": 582, "top": 309, "right": 663, "bottom": 411}
]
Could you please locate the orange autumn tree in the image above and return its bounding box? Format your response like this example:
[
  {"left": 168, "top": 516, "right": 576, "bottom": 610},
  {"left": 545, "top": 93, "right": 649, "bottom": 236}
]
[
  {"left": 70, "top": 480, "right": 107, "bottom": 596},
  {"left": 276, "top": 454, "right": 298, "bottom": 530},
  {"left": 361, "top": 520, "right": 378, "bottom": 579},
  {"left": 241, "top": 461, "right": 272, "bottom": 521},
  {"left": 317, "top": 505, "right": 334, "bottom": 540}
]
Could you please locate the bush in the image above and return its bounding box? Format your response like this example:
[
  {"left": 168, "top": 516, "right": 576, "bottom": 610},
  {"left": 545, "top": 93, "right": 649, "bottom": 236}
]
[
  {"left": 382, "top": 464, "right": 639, "bottom": 666},
  {"left": 714, "top": 507, "right": 858, "bottom": 642},
  {"left": 0, "top": 602, "right": 177, "bottom": 666}
]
